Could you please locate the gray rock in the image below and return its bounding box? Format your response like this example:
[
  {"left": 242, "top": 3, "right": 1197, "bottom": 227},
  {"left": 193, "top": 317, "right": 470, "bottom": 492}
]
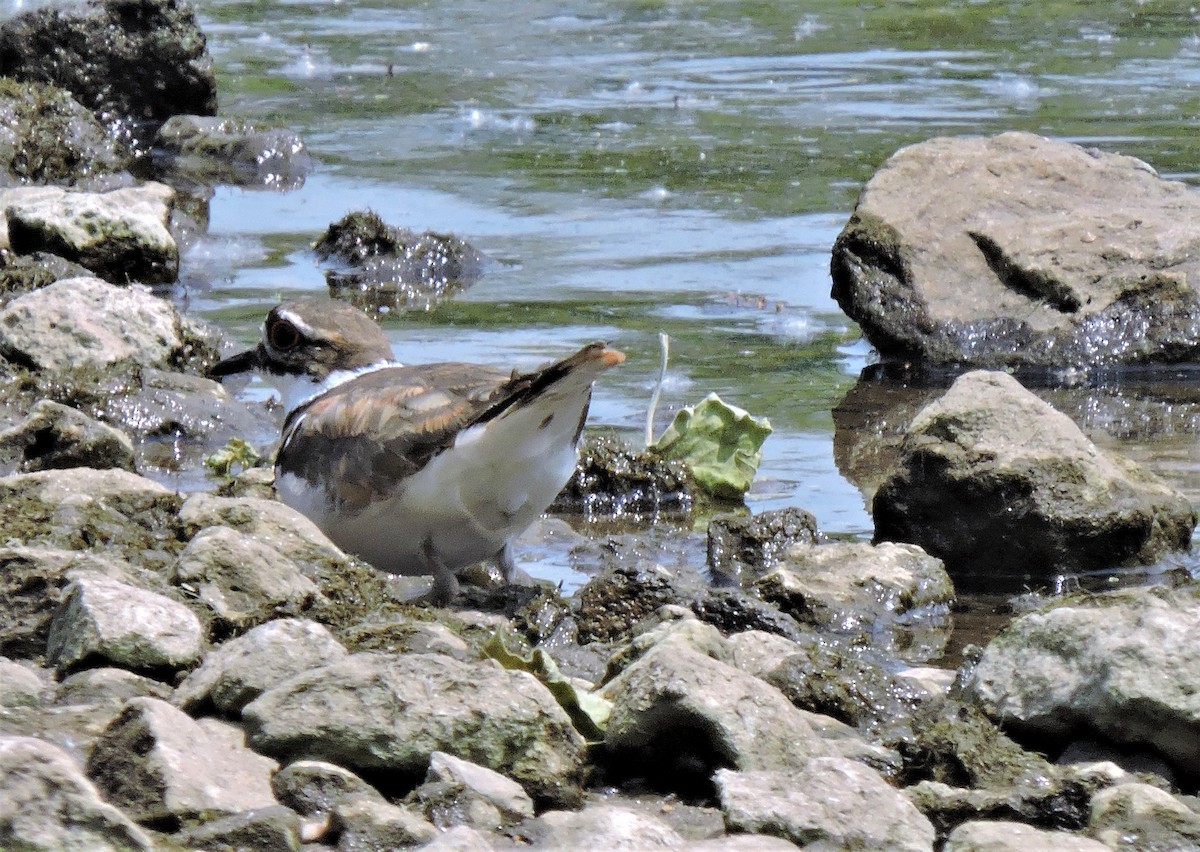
[
  {"left": 1087, "top": 782, "right": 1200, "bottom": 851},
  {"left": 0, "top": 734, "right": 153, "bottom": 850},
  {"left": 174, "top": 617, "right": 347, "bottom": 716},
  {"left": 706, "top": 506, "right": 819, "bottom": 584},
  {"left": 527, "top": 804, "right": 685, "bottom": 850},
  {"left": 271, "top": 760, "right": 386, "bottom": 817},
  {"left": 175, "top": 805, "right": 303, "bottom": 852},
  {"left": 0, "top": 0, "right": 216, "bottom": 151},
  {"left": 416, "top": 824, "right": 496, "bottom": 850},
  {"left": 722, "top": 628, "right": 806, "bottom": 680},
  {"left": 0, "top": 400, "right": 135, "bottom": 473},
  {"left": 153, "top": 114, "right": 313, "bottom": 189},
  {"left": 86, "top": 696, "right": 278, "bottom": 824},
  {"left": 831, "top": 131, "right": 1200, "bottom": 368},
  {"left": 0, "top": 658, "right": 45, "bottom": 707},
  {"left": 758, "top": 540, "right": 953, "bottom": 631},
  {"left": 601, "top": 636, "right": 897, "bottom": 793},
  {"left": 243, "top": 652, "right": 586, "bottom": 807},
  {"left": 172, "top": 527, "right": 322, "bottom": 630},
  {"left": 46, "top": 573, "right": 202, "bottom": 674},
  {"left": 4, "top": 184, "right": 177, "bottom": 283},
  {"left": 0, "top": 277, "right": 189, "bottom": 371},
  {"left": 716, "top": 759, "right": 935, "bottom": 850},
  {"left": 0, "top": 546, "right": 139, "bottom": 660},
  {"left": 904, "top": 779, "right": 1098, "bottom": 842},
  {"left": 331, "top": 798, "right": 438, "bottom": 850},
  {"left": 687, "top": 836, "right": 799, "bottom": 851},
  {"left": 874, "top": 370, "right": 1195, "bottom": 575},
  {"left": 179, "top": 492, "right": 348, "bottom": 567},
  {"left": 55, "top": 667, "right": 172, "bottom": 707},
  {"left": 961, "top": 584, "right": 1200, "bottom": 784},
  {"left": 944, "top": 820, "right": 1109, "bottom": 851},
  {"left": 411, "top": 751, "right": 534, "bottom": 831}
]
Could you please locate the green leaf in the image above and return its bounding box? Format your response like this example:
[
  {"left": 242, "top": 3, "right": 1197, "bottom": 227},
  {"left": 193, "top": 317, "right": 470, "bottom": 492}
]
[
  {"left": 204, "top": 437, "right": 261, "bottom": 478},
  {"left": 651, "top": 392, "right": 772, "bottom": 501},
  {"left": 482, "top": 632, "right": 611, "bottom": 741}
]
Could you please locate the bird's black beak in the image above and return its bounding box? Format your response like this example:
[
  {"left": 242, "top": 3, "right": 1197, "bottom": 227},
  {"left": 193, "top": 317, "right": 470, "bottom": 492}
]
[{"left": 209, "top": 346, "right": 263, "bottom": 379}]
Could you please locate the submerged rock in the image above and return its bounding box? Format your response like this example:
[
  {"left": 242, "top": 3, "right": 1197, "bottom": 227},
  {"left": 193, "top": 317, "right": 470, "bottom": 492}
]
[
  {"left": 706, "top": 506, "right": 818, "bottom": 584},
  {"left": 960, "top": 583, "right": 1200, "bottom": 785},
  {"left": 0, "top": 0, "right": 217, "bottom": 153},
  {"left": 831, "top": 131, "right": 1200, "bottom": 368},
  {"left": 313, "top": 210, "right": 483, "bottom": 312},
  {"left": 873, "top": 370, "right": 1195, "bottom": 578},
  {"left": 152, "top": 114, "right": 312, "bottom": 189},
  {"left": 3, "top": 184, "right": 177, "bottom": 284}
]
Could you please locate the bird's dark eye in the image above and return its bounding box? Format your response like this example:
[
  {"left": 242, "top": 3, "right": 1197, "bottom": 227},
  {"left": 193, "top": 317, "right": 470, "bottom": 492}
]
[{"left": 268, "top": 318, "right": 302, "bottom": 350}]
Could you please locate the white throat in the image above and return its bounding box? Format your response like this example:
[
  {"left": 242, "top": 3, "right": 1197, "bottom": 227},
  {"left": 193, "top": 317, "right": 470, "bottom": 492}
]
[{"left": 273, "top": 359, "right": 396, "bottom": 414}]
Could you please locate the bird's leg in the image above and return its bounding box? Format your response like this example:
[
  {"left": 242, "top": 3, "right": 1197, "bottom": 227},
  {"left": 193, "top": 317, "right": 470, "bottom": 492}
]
[
  {"left": 496, "top": 541, "right": 517, "bottom": 584},
  {"left": 422, "top": 537, "right": 459, "bottom": 606}
]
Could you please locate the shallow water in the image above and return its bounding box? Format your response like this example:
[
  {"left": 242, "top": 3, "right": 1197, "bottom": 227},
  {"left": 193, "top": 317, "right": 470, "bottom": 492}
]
[{"left": 56, "top": 1, "right": 1200, "bottom": 613}]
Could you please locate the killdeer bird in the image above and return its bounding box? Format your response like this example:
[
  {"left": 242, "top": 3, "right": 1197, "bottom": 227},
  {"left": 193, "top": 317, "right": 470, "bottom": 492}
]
[{"left": 211, "top": 298, "right": 624, "bottom": 602}]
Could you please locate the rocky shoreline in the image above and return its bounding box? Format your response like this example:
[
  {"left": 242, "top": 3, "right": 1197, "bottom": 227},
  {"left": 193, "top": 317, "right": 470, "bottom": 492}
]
[{"left": 2, "top": 0, "right": 1200, "bottom": 850}]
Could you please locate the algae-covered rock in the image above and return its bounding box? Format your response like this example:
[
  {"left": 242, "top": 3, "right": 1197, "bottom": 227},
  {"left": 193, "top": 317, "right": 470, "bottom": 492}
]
[
  {"left": 0, "top": 399, "right": 135, "bottom": 474},
  {"left": 874, "top": 370, "right": 1196, "bottom": 577},
  {"left": 552, "top": 433, "right": 695, "bottom": 518},
  {"left": 313, "top": 210, "right": 483, "bottom": 312},
  {"left": 152, "top": 114, "right": 312, "bottom": 189},
  {"left": 0, "top": 78, "right": 130, "bottom": 185},
  {"left": 961, "top": 583, "right": 1200, "bottom": 785}
]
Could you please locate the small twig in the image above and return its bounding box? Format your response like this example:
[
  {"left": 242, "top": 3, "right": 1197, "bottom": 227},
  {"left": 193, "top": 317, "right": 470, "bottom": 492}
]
[{"left": 645, "top": 332, "right": 669, "bottom": 447}]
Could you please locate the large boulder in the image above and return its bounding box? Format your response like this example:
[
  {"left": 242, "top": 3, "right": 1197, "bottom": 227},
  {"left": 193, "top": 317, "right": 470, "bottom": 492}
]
[
  {"left": 0, "top": 0, "right": 217, "bottom": 152},
  {"left": 831, "top": 131, "right": 1200, "bottom": 368},
  {"left": 242, "top": 652, "right": 587, "bottom": 807},
  {"left": 873, "top": 370, "right": 1195, "bottom": 577},
  {"left": 960, "top": 583, "right": 1200, "bottom": 785}
]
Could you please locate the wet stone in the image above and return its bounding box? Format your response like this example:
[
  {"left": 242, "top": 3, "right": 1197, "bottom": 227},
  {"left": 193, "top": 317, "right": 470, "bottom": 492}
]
[
  {"left": 553, "top": 433, "right": 695, "bottom": 519},
  {"left": 271, "top": 760, "right": 386, "bottom": 818},
  {"left": 706, "top": 507, "right": 819, "bottom": 584}
]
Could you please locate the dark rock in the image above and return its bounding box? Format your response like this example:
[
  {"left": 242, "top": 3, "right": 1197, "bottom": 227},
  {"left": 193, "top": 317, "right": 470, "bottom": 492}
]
[
  {"left": 0, "top": 250, "right": 94, "bottom": 296},
  {"left": 873, "top": 371, "right": 1195, "bottom": 579},
  {"left": 831, "top": 131, "right": 1200, "bottom": 369},
  {"left": 313, "top": 210, "right": 483, "bottom": 313},
  {"left": 0, "top": 399, "right": 136, "bottom": 473},
  {"left": 573, "top": 563, "right": 687, "bottom": 644},
  {"left": 0, "top": 79, "right": 130, "bottom": 186},
  {"left": 0, "top": 0, "right": 217, "bottom": 155},
  {"left": 706, "top": 507, "right": 819, "bottom": 584},
  {"left": 174, "top": 805, "right": 303, "bottom": 852},
  {"left": 271, "top": 760, "right": 386, "bottom": 818},
  {"left": 552, "top": 433, "right": 694, "bottom": 518},
  {"left": 152, "top": 114, "right": 312, "bottom": 190}
]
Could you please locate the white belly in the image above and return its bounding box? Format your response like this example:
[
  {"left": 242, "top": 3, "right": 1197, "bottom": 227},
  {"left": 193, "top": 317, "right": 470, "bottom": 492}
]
[{"left": 274, "top": 382, "right": 588, "bottom": 577}]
